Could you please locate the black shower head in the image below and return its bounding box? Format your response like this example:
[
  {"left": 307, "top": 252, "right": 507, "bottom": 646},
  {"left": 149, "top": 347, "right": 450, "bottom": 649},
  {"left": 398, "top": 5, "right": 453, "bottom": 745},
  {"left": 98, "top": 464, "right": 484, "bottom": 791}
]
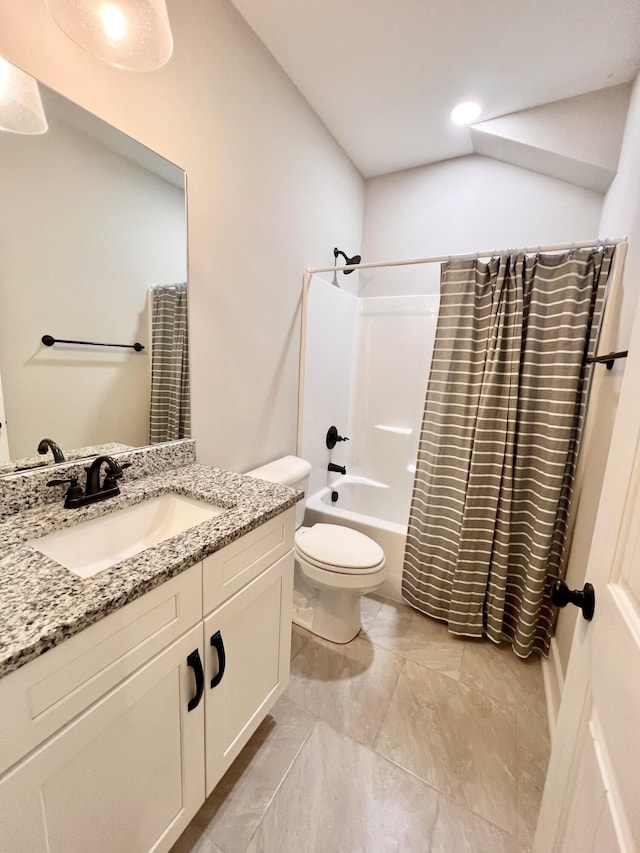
[{"left": 334, "top": 247, "right": 361, "bottom": 274}]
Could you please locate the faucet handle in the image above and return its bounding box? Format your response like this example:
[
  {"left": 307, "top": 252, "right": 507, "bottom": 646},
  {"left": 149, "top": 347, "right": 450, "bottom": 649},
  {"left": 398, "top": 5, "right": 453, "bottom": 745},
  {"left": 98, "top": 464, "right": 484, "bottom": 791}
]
[
  {"left": 326, "top": 426, "right": 350, "bottom": 449},
  {"left": 47, "top": 477, "right": 84, "bottom": 505},
  {"left": 103, "top": 461, "right": 131, "bottom": 490},
  {"left": 47, "top": 476, "right": 78, "bottom": 488}
]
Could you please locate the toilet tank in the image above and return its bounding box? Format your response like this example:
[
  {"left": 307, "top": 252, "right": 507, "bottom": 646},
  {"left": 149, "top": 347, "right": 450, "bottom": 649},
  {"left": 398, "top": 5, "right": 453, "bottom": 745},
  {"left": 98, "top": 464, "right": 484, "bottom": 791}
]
[{"left": 245, "top": 455, "right": 311, "bottom": 529}]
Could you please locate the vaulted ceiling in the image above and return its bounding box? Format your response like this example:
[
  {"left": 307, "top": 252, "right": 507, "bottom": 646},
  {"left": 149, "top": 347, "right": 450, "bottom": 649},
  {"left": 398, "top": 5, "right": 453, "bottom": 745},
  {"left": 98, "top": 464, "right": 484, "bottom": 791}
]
[{"left": 231, "top": 0, "right": 640, "bottom": 181}]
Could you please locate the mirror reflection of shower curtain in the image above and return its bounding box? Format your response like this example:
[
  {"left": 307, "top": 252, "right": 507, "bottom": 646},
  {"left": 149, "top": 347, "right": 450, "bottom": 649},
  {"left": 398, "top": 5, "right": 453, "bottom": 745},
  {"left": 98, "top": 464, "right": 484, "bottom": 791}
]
[
  {"left": 402, "top": 247, "right": 614, "bottom": 659},
  {"left": 149, "top": 282, "right": 190, "bottom": 443}
]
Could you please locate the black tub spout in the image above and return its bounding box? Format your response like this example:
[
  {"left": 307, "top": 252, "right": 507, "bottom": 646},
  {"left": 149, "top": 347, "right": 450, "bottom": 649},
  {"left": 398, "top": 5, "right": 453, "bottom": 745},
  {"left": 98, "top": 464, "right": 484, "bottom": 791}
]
[{"left": 328, "top": 463, "right": 346, "bottom": 475}]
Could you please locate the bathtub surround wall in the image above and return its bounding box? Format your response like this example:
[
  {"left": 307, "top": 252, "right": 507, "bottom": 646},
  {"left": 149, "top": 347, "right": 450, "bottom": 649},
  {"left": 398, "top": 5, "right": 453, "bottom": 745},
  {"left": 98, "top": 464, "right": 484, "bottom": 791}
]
[
  {"left": 301, "top": 278, "right": 438, "bottom": 508},
  {"left": 348, "top": 294, "right": 438, "bottom": 521},
  {"left": 300, "top": 276, "right": 439, "bottom": 598},
  {"left": 300, "top": 277, "right": 358, "bottom": 499},
  {"left": 0, "top": 0, "right": 364, "bottom": 475}
]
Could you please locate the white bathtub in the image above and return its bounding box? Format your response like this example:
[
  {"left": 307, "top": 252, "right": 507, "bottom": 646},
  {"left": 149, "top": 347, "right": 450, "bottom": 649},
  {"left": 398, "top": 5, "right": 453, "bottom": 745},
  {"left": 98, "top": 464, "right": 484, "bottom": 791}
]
[{"left": 303, "top": 476, "right": 406, "bottom": 602}]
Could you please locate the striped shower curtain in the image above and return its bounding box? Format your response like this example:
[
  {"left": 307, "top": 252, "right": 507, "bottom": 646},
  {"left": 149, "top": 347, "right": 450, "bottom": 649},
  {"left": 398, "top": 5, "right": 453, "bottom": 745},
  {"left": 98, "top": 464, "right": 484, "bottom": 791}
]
[
  {"left": 149, "top": 283, "right": 191, "bottom": 443},
  {"left": 402, "top": 247, "right": 614, "bottom": 658}
]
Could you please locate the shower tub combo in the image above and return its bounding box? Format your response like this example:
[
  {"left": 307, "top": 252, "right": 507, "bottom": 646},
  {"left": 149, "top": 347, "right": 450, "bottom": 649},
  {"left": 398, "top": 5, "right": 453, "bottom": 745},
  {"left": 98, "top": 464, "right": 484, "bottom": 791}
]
[
  {"left": 299, "top": 276, "right": 439, "bottom": 604},
  {"left": 304, "top": 474, "right": 406, "bottom": 601}
]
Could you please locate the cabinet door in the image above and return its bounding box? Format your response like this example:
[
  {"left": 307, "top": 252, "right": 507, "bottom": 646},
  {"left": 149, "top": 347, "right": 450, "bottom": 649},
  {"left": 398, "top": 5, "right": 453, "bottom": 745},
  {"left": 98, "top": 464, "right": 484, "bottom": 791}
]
[
  {"left": 0, "top": 625, "right": 205, "bottom": 853},
  {"left": 0, "top": 563, "right": 202, "bottom": 777},
  {"left": 204, "top": 551, "right": 294, "bottom": 795}
]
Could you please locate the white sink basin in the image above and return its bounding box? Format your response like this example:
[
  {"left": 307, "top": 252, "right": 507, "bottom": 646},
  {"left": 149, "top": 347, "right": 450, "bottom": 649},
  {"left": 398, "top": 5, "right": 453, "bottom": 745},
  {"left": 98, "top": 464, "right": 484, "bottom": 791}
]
[{"left": 28, "top": 493, "right": 226, "bottom": 579}]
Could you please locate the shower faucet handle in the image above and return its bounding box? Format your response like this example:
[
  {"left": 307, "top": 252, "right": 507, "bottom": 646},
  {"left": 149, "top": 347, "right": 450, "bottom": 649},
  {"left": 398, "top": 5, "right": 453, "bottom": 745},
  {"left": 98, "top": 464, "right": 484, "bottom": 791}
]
[{"left": 326, "top": 426, "right": 350, "bottom": 450}]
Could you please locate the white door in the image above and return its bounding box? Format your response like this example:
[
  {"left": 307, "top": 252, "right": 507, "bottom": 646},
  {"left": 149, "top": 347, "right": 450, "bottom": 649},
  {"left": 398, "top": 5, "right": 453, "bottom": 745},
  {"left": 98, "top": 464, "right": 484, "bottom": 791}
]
[
  {"left": 0, "top": 371, "right": 9, "bottom": 462},
  {"left": 534, "top": 311, "right": 640, "bottom": 850}
]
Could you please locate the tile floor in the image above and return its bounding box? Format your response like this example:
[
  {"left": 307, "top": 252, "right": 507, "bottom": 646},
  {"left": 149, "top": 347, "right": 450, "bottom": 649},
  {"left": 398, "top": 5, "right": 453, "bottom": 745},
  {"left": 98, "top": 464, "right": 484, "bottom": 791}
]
[{"left": 172, "top": 595, "right": 550, "bottom": 853}]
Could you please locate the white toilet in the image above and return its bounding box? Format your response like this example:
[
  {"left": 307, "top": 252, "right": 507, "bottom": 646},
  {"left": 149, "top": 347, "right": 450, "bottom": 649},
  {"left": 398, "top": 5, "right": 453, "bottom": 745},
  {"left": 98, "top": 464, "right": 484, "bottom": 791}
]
[{"left": 246, "top": 455, "right": 387, "bottom": 643}]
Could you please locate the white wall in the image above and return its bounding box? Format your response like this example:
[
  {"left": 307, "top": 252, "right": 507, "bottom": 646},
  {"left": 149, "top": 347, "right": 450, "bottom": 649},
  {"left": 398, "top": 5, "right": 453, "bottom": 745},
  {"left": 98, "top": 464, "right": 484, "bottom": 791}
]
[
  {"left": 0, "top": 113, "right": 185, "bottom": 458},
  {"left": 0, "top": 0, "right": 364, "bottom": 474},
  {"left": 555, "top": 73, "right": 640, "bottom": 675},
  {"left": 348, "top": 295, "right": 438, "bottom": 524},
  {"left": 361, "top": 154, "right": 604, "bottom": 296},
  {"left": 300, "top": 277, "right": 358, "bottom": 497}
]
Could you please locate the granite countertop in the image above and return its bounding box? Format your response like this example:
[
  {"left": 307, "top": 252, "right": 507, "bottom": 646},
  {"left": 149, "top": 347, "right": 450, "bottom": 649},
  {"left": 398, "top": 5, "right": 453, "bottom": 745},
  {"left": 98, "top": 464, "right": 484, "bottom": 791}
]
[{"left": 0, "top": 463, "right": 301, "bottom": 679}]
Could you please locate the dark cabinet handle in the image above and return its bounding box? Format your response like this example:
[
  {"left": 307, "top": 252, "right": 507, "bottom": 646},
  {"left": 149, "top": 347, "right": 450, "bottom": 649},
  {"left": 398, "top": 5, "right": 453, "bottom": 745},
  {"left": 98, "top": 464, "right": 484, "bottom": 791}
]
[
  {"left": 186, "top": 649, "right": 204, "bottom": 711},
  {"left": 210, "top": 630, "right": 226, "bottom": 688},
  {"left": 551, "top": 579, "right": 595, "bottom": 621}
]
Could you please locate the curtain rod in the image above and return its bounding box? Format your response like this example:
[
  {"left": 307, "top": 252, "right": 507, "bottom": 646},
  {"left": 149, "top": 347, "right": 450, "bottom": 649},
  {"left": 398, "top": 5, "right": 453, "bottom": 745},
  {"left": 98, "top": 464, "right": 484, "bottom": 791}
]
[{"left": 306, "top": 237, "right": 627, "bottom": 274}]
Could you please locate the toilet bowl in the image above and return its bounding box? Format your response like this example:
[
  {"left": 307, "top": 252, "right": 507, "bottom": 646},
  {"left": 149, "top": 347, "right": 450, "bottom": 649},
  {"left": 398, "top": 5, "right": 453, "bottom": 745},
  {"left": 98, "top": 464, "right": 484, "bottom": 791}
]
[{"left": 246, "top": 456, "right": 387, "bottom": 643}]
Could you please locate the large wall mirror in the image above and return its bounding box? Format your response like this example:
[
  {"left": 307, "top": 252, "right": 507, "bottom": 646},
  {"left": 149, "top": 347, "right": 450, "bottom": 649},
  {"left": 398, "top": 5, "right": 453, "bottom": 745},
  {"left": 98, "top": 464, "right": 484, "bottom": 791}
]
[{"left": 0, "top": 80, "right": 188, "bottom": 475}]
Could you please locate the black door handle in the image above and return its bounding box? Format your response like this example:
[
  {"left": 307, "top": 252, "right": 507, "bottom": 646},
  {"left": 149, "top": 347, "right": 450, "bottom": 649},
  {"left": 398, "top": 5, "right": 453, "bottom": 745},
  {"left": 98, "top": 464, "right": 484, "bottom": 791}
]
[
  {"left": 210, "top": 630, "right": 226, "bottom": 688},
  {"left": 551, "top": 579, "right": 595, "bottom": 621},
  {"left": 186, "top": 649, "right": 204, "bottom": 711}
]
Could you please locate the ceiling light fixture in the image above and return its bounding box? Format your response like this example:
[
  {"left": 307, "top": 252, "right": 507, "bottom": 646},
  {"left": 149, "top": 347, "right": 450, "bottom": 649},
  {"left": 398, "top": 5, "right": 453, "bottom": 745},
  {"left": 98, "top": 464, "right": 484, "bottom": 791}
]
[
  {"left": 450, "top": 101, "right": 482, "bottom": 125},
  {"left": 0, "top": 58, "right": 48, "bottom": 135},
  {"left": 44, "top": 0, "right": 174, "bottom": 72}
]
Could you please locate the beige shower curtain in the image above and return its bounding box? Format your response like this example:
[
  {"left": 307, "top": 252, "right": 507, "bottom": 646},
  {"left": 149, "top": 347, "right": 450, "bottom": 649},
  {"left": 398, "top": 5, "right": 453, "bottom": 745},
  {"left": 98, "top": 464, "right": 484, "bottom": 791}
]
[
  {"left": 402, "top": 247, "right": 614, "bottom": 658},
  {"left": 149, "top": 282, "right": 191, "bottom": 443}
]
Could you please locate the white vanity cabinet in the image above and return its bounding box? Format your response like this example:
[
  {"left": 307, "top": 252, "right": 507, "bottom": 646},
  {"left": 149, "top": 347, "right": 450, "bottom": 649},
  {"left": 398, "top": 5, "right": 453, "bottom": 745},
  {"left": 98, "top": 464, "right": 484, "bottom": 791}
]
[
  {"left": 0, "top": 505, "right": 296, "bottom": 853},
  {"left": 0, "top": 624, "right": 205, "bottom": 853},
  {"left": 0, "top": 563, "right": 206, "bottom": 852},
  {"left": 204, "top": 552, "right": 293, "bottom": 794},
  {"left": 201, "top": 507, "right": 295, "bottom": 795}
]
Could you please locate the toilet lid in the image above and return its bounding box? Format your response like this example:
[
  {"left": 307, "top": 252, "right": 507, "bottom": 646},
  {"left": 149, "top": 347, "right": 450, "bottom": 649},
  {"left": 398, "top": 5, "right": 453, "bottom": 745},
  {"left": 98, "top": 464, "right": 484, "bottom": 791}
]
[{"left": 295, "top": 524, "right": 384, "bottom": 571}]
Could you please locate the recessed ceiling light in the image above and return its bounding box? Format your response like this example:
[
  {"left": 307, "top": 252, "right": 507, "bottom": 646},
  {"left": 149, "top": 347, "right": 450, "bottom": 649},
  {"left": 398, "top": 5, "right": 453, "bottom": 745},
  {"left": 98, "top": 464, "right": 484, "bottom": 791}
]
[{"left": 451, "top": 101, "right": 482, "bottom": 125}]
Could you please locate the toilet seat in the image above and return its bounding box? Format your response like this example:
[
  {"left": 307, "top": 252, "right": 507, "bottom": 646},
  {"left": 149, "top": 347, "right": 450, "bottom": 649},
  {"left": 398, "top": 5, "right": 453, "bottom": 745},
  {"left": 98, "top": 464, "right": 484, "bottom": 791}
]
[{"left": 295, "top": 524, "right": 385, "bottom": 575}]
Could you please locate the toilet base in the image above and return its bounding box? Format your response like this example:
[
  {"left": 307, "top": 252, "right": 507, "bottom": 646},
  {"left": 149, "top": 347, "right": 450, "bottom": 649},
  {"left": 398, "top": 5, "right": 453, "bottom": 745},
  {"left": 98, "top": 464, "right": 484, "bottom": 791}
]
[{"left": 292, "top": 568, "right": 362, "bottom": 644}]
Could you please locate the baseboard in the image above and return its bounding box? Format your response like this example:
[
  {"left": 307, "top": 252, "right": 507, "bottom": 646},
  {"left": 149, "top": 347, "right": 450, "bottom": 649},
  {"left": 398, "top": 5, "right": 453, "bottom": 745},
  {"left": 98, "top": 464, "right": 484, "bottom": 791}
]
[{"left": 541, "top": 637, "right": 565, "bottom": 741}]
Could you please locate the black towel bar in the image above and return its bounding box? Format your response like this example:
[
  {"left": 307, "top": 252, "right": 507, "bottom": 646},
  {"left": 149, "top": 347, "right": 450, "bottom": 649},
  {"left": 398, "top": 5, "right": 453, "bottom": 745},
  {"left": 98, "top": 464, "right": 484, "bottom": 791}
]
[
  {"left": 586, "top": 350, "right": 628, "bottom": 370},
  {"left": 42, "top": 335, "right": 144, "bottom": 352}
]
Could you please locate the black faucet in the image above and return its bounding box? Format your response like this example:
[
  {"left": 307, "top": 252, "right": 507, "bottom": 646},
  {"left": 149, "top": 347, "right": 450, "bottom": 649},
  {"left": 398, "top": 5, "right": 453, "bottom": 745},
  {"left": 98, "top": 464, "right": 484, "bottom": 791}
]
[
  {"left": 85, "top": 455, "right": 130, "bottom": 497},
  {"left": 328, "top": 463, "right": 346, "bottom": 475},
  {"left": 48, "top": 455, "right": 131, "bottom": 508},
  {"left": 37, "top": 438, "right": 65, "bottom": 463}
]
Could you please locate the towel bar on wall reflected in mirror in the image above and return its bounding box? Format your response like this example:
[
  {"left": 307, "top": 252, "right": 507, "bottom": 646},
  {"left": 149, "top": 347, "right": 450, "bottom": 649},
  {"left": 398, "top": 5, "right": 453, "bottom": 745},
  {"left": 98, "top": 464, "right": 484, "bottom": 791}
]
[{"left": 42, "top": 335, "right": 144, "bottom": 352}]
